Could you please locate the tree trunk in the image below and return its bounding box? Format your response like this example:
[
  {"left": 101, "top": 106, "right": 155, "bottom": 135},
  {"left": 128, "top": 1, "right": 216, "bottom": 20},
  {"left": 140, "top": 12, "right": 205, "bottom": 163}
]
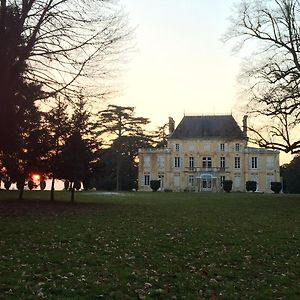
[
  {"left": 50, "top": 177, "right": 55, "bottom": 201},
  {"left": 18, "top": 185, "right": 24, "bottom": 200}
]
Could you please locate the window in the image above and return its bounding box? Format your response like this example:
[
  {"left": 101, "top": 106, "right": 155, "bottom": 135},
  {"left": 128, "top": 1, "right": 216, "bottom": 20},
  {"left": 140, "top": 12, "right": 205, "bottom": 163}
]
[
  {"left": 202, "top": 157, "right": 212, "bottom": 168},
  {"left": 158, "top": 175, "right": 164, "bottom": 189},
  {"left": 144, "top": 156, "right": 150, "bottom": 168},
  {"left": 220, "top": 176, "right": 225, "bottom": 187},
  {"left": 234, "top": 176, "right": 241, "bottom": 188},
  {"left": 220, "top": 143, "right": 225, "bottom": 151},
  {"left": 266, "top": 175, "right": 274, "bottom": 189},
  {"left": 235, "top": 157, "right": 241, "bottom": 169},
  {"left": 220, "top": 157, "right": 225, "bottom": 169},
  {"left": 251, "top": 157, "right": 258, "bottom": 169},
  {"left": 189, "top": 144, "right": 195, "bottom": 152},
  {"left": 188, "top": 175, "right": 194, "bottom": 186},
  {"left": 174, "top": 157, "right": 181, "bottom": 168},
  {"left": 144, "top": 175, "right": 150, "bottom": 186},
  {"left": 174, "top": 175, "right": 180, "bottom": 187},
  {"left": 235, "top": 143, "right": 240, "bottom": 152},
  {"left": 189, "top": 157, "right": 194, "bottom": 169},
  {"left": 157, "top": 156, "right": 165, "bottom": 169},
  {"left": 266, "top": 157, "right": 274, "bottom": 170},
  {"left": 203, "top": 144, "right": 210, "bottom": 151},
  {"left": 175, "top": 143, "right": 180, "bottom": 151}
]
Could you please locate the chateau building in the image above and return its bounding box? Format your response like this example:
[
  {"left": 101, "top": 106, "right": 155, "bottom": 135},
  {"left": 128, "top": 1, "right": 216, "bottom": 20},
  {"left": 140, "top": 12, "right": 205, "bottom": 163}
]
[{"left": 138, "top": 115, "right": 280, "bottom": 192}]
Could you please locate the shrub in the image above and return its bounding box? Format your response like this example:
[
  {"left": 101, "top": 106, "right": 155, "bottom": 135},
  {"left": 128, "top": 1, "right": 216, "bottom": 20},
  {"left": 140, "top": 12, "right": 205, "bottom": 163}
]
[
  {"left": 16, "top": 179, "right": 25, "bottom": 191},
  {"left": 271, "top": 182, "right": 282, "bottom": 194},
  {"left": 246, "top": 181, "right": 257, "bottom": 192},
  {"left": 28, "top": 180, "right": 34, "bottom": 190},
  {"left": 74, "top": 180, "right": 81, "bottom": 191},
  {"left": 223, "top": 180, "right": 233, "bottom": 193},
  {"left": 40, "top": 180, "right": 46, "bottom": 191},
  {"left": 64, "top": 180, "right": 70, "bottom": 190},
  {"left": 150, "top": 180, "right": 160, "bottom": 192},
  {"left": 4, "top": 181, "right": 11, "bottom": 190}
]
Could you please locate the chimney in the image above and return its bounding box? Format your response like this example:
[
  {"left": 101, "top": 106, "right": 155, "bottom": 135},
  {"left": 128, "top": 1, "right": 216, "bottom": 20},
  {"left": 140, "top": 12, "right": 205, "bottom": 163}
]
[
  {"left": 168, "top": 117, "right": 175, "bottom": 134},
  {"left": 243, "top": 115, "right": 248, "bottom": 137}
]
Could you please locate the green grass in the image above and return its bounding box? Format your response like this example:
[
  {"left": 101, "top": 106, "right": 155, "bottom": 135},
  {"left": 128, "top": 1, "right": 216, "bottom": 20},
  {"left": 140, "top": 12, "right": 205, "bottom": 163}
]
[{"left": 0, "top": 191, "right": 300, "bottom": 299}]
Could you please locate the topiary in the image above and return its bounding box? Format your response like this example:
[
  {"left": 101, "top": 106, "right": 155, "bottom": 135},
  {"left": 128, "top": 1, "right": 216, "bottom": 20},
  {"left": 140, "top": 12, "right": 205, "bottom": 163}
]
[
  {"left": 40, "top": 180, "right": 46, "bottom": 191},
  {"left": 150, "top": 180, "right": 160, "bottom": 192},
  {"left": 64, "top": 180, "right": 70, "bottom": 190},
  {"left": 271, "top": 182, "right": 282, "bottom": 194},
  {"left": 4, "top": 181, "right": 11, "bottom": 190},
  {"left": 28, "top": 180, "right": 34, "bottom": 190},
  {"left": 74, "top": 180, "right": 81, "bottom": 191},
  {"left": 223, "top": 180, "right": 233, "bottom": 193},
  {"left": 246, "top": 181, "right": 257, "bottom": 192}
]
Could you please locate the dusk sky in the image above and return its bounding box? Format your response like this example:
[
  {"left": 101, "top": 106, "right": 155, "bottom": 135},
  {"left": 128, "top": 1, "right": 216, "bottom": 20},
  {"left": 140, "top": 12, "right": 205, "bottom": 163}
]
[{"left": 116, "top": 0, "right": 241, "bottom": 127}]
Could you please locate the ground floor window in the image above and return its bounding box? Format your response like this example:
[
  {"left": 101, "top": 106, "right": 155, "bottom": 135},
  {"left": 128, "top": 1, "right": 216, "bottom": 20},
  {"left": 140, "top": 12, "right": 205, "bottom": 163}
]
[
  {"left": 220, "top": 176, "right": 225, "bottom": 187},
  {"left": 158, "top": 174, "right": 164, "bottom": 189},
  {"left": 144, "top": 175, "right": 150, "bottom": 186},
  {"left": 188, "top": 175, "right": 194, "bottom": 186},
  {"left": 266, "top": 175, "right": 274, "bottom": 189},
  {"left": 234, "top": 176, "right": 241, "bottom": 188},
  {"left": 174, "top": 175, "right": 180, "bottom": 187}
]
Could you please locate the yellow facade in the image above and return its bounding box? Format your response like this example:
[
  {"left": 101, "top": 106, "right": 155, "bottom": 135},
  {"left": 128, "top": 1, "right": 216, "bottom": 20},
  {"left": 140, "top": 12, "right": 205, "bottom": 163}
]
[{"left": 138, "top": 118, "right": 280, "bottom": 193}]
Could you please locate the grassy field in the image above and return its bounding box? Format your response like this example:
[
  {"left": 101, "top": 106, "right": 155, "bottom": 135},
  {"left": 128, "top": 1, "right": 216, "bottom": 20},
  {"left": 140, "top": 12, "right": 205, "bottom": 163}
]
[{"left": 0, "top": 191, "right": 300, "bottom": 299}]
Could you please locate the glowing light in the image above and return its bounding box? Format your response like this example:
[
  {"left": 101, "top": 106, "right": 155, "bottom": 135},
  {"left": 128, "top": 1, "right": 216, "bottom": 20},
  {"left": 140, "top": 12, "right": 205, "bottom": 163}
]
[{"left": 32, "top": 174, "right": 40, "bottom": 182}]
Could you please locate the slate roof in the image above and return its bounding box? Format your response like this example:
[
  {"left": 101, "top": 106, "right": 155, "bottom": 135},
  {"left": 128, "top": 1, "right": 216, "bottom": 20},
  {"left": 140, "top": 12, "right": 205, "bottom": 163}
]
[{"left": 169, "top": 115, "right": 246, "bottom": 140}]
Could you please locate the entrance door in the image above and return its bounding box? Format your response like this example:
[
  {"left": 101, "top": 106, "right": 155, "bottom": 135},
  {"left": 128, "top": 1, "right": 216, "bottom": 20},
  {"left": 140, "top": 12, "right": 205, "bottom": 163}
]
[{"left": 201, "top": 175, "right": 212, "bottom": 191}]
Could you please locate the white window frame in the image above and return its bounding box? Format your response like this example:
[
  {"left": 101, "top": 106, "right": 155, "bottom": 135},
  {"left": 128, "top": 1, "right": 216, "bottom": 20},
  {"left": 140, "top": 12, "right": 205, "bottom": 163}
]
[
  {"left": 175, "top": 143, "right": 180, "bottom": 152},
  {"left": 251, "top": 157, "right": 258, "bottom": 169},
  {"left": 144, "top": 175, "right": 150, "bottom": 186},
  {"left": 174, "top": 157, "right": 181, "bottom": 168},
  {"left": 220, "top": 156, "right": 225, "bottom": 169},
  {"left": 189, "top": 156, "right": 194, "bottom": 169},
  {"left": 202, "top": 157, "right": 212, "bottom": 168},
  {"left": 235, "top": 143, "right": 240, "bottom": 152},
  {"left": 188, "top": 175, "right": 194, "bottom": 186},
  {"left": 234, "top": 157, "right": 241, "bottom": 169}
]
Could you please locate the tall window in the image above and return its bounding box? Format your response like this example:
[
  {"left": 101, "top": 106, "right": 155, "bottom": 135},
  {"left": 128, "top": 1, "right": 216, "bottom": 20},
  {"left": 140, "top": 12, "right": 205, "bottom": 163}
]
[
  {"left": 144, "top": 175, "right": 150, "bottom": 186},
  {"left": 220, "top": 143, "right": 225, "bottom": 151},
  {"left": 144, "top": 156, "right": 150, "bottom": 168},
  {"left": 220, "top": 157, "right": 225, "bottom": 169},
  {"left": 251, "top": 157, "right": 258, "bottom": 169},
  {"left": 157, "top": 156, "right": 165, "bottom": 169},
  {"left": 202, "top": 157, "right": 212, "bottom": 168},
  {"left": 220, "top": 176, "right": 225, "bottom": 187},
  {"left": 175, "top": 143, "right": 180, "bottom": 151},
  {"left": 235, "top": 143, "right": 240, "bottom": 152},
  {"left": 188, "top": 175, "right": 194, "bottom": 186},
  {"left": 234, "top": 157, "right": 241, "bottom": 169},
  {"left": 189, "top": 156, "right": 194, "bottom": 169},
  {"left": 266, "top": 157, "right": 274, "bottom": 170},
  {"left": 158, "top": 175, "right": 164, "bottom": 189},
  {"left": 174, "top": 157, "right": 181, "bottom": 168}
]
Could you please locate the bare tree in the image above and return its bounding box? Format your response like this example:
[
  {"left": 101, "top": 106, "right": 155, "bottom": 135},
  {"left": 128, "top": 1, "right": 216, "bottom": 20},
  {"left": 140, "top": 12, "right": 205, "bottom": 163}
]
[
  {"left": 0, "top": 0, "right": 131, "bottom": 151},
  {"left": 225, "top": 0, "right": 300, "bottom": 154}
]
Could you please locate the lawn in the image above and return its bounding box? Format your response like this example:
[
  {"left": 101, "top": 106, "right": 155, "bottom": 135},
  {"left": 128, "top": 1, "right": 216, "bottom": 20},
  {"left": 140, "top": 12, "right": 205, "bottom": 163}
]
[{"left": 0, "top": 191, "right": 300, "bottom": 299}]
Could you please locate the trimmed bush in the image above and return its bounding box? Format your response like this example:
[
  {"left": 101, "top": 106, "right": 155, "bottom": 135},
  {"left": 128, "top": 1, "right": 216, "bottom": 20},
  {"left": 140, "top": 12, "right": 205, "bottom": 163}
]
[
  {"left": 246, "top": 181, "right": 257, "bottom": 192},
  {"left": 4, "top": 181, "right": 11, "bottom": 190},
  {"left": 28, "top": 180, "right": 34, "bottom": 190},
  {"left": 223, "top": 180, "right": 233, "bottom": 193},
  {"left": 17, "top": 179, "right": 25, "bottom": 191},
  {"left": 150, "top": 180, "right": 160, "bottom": 192},
  {"left": 271, "top": 182, "right": 282, "bottom": 194},
  {"left": 64, "top": 180, "right": 70, "bottom": 190},
  {"left": 40, "top": 180, "right": 46, "bottom": 191},
  {"left": 74, "top": 180, "right": 81, "bottom": 191}
]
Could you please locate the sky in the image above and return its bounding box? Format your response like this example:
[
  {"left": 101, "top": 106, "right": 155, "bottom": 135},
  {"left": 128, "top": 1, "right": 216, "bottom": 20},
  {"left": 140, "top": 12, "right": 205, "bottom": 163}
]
[
  {"left": 114, "top": 0, "right": 291, "bottom": 164},
  {"left": 116, "top": 0, "right": 240, "bottom": 126}
]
